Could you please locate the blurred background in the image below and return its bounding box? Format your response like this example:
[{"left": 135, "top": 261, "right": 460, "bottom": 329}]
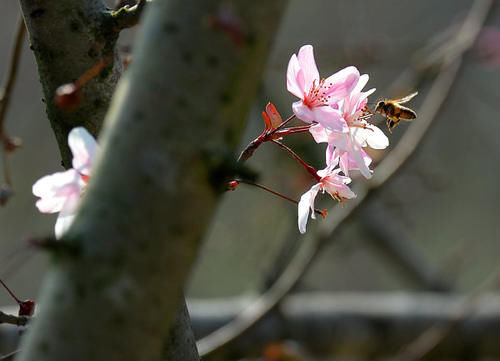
[{"left": 1, "top": 0, "right": 500, "bottom": 360}]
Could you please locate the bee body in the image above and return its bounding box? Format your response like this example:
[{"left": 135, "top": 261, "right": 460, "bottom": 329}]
[{"left": 375, "top": 92, "right": 418, "bottom": 132}]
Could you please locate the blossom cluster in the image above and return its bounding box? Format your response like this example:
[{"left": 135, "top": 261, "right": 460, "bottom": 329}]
[
  {"left": 286, "top": 45, "right": 388, "bottom": 233},
  {"left": 32, "top": 127, "right": 97, "bottom": 238},
  {"left": 32, "top": 44, "right": 389, "bottom": 237}
]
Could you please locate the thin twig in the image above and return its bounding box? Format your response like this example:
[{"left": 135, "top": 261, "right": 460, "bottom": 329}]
[
  {"left": 196, "top": 0, "right": 491, "bottom": 353},
  {"left": 397, "top": 267, "right": 500, "bottom": 361},
  {"left": 0, "top": 17, "right": 25, "bottom": 188},
  {"left": 0, "top": 17, "right": 25, "bottom": 137},
  {"left": 0, "top": 311, "right": 29, "bottom": 326},
  {"left": 237, "top": 179, "right": 326, "bottom": 217},
  {"left": 271, "top": 140, "right": 319, "bottom": 180},
  {"left": 0, "top": 350, "right": 21, "bottom": 361}
]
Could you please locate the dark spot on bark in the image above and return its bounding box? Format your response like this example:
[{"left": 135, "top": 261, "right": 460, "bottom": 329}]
[
  {"left": 99, "top": 65, "right": 111, "bottom": 79},
  {"left": 30, "top": 8, "right": 46, "bottom": 19},
  {"left": 206, "top": 55, "right": 219, "bottom": 67},
  {"left": 245, "top": 32, "right": 256, "bottom": 46},
  {"left": 38, "top": 341, "right": 50, "bottom": 353},
  {"left": 29, "top": 44, "right": 34, "bottom": 51},
  {"left": 112, "top": 313, "right": 125, "bottom": 326},
  {"left": 77, "top": 10, "right": 90, "bottom": 26},
  {"left": 54, "top": 291, "right": 65, "bottom": 304},
  {"left": 93, "top": 98, "right": 103, "bottom": 109},
  {"left": 111, "top": 254, "right": 124, "bottom": 269},
  {"left": 182, "top": 51, "right": 193, "bottom": 64},
  {"left": 75, "top": 282, "right": 87, "bottom": 300},
  {"left": 70, "top": 20, "right": 81, "bottom": 33},
  {"left": 163, "top": 22, "right": 179, "bottom": 34},
  {"left": 134, "top": 111, "right": 144, "bottom": 121},
  {"left": 176, "top": 96, "right": 187, "bottom": 108},
  {"left": 87, "top": 47, "right": 98, "bottom": 58},
  {"left": 219, "top": 91, "right": 233, "bottom": 104}
]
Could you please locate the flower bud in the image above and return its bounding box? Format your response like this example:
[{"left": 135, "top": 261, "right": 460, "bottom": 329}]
[
  {"left": 55, "top": 83, "right": 82, "bottom": 111},
  {"left": 227, "top": 180, "right": 240, "bottom": 190}
]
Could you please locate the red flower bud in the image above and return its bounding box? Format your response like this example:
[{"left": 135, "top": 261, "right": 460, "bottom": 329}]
[
  {"left": 18, "top": 300, "right": 35, "bottom": 316},
  {"left": 227, "top": 180, "right": 240, "bottom": 190},
  {"left": 55, "top": 83, "right": 82, "bottom": 111}
]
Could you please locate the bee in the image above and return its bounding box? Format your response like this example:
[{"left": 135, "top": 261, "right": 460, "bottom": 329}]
[{"left": 375, "top": 92, "right": 418, "bottom": 133}]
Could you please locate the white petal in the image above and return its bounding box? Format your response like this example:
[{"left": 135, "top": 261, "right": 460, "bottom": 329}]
[
  {"left": 297, "top": 45, "right": 320, "bottom": 90},
  {"left": 325, "top": 144, "right": 340, "bottom": 169},
  {"left": 309, "top": 124, "right": 329, "bottom": 143},
  {"left": 353, "top": 74, "right": 369, "bottom": 94},
  {"left": 365, "top": 125, "right": 389, "bottom": 149},
  {"left": 286, "top": 54, "right": 305, "bottom": 98},
  {"left": 54, "top": 192, "right": 81, "bottom": 239},
  {"left": 55, "top": 212, "right": 76, "bottom": 239},
  {"left": 298, "top": 183, "right": 321, "bottom": 234},
  {"left": 323, "top": 66, "right": 360, "bottom": 90},
  {"left": 32, "top": 169, "right": 81, "bottom": 213},
  {"left": 69, "top": 127, "right": 97, "bottom": 175},
  {"left": 292, "top": 101, "right": 314, "bottom": 123},
  {"left": 313, "top": 107, "right": 347, "bottom": 133}
]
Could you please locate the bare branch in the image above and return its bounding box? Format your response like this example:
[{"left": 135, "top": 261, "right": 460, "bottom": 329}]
[
  {"left": 0, "top": 17, "right": 25, "bottom": 193},
  {"left": 0, "top": 17, "right": 25, "bottom": 138},
  {"left": 196, "top": 0, "right": 493, "bottom": 356},
  {"left": 0, "top": 350, "right": 20, "bottom": 361},
  {"left": 0, "top": 311, "right": 29, "bottom": 327}
]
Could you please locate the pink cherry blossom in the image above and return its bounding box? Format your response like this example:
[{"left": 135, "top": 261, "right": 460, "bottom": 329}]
[
  {"left": 298, "top": 163, "right": 356, "bottom": 234},
  {"left": 309, "top": 74, "right": 388, "bottom": 178},
  {"left": 286, "top": 45, "right": 359, "bottom": 132},
  {"left": 33, "top": 127, "right": 97, "bottom": 238}
]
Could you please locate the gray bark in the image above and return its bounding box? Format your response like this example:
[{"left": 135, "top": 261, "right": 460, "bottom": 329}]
[
  {"left": 15, "top": 0, "right": 287, "bottom": 360},
  {"left": 18, "top": 0, "right": 122, "bottom": 167},
  {"left": 162, "top": 298, "right": 199, "bottom": 361}
]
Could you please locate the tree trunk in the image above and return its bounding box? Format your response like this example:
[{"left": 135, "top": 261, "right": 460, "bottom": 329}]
[{"left": 16, "top": 0, "right": 287, "bottom": 360}]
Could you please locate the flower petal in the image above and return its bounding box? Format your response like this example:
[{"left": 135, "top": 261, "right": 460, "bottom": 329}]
[
  {"left": 296, "top": 45, "right": 320, "bottom": 90},
  {"left": 298, "top": 183, "right": 321, "bottom": 234},
  {"left": 309, "top": 123, "right": 329, "bottom": 143},
  {"left": 286, "top": 53, "right": 305, "bottom": 98},
  {"left": 365, "top": 125, "right": 389, "bottom": 149},
  {"left": 55, "top": 212, "right": 76, "bottom": 239},
  {"left": 313, "top": 107, "right": 347, "bottom": 132},
  {"left": 292, "top": 101, "right": 315, "bottom": 123},
  {"left": 69, "top": 127, "right": 97, "bottom": 176},
  {"left": 33, "top": 169, "right": 81, "bottom": 213},
  {"left": 323, "top": 66, "right": 360, "bottom": 95},
  {"left": 54, "top": 190, "right": 81, "bottom": 238}
]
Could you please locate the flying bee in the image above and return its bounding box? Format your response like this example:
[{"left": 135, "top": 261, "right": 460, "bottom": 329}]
[{"left": 375, "top": 92, "right": 418, "bottom": 133}]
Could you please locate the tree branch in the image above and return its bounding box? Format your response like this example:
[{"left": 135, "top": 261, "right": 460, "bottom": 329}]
[
  {"left": 0, "top": 17, "right": 25, "bottom": 139},
  {"left": 188, "top": 293, "right": 500, "bottom": 360},
  {"left": 0, "top": 311, "right": 29, "bottom": 327},
  {"left": 0, "top": 17, "right": 25, "bottom": 194}
]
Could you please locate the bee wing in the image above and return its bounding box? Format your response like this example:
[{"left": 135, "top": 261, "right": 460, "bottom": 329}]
[{"left": 394, "top": 91, "right": 418, "bottom": 104}]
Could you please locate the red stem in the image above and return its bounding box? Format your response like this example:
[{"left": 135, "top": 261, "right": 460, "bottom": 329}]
[
  {"left": 272, "top": 113, "right": 296, "bottom": 132},
  {"left": 237, "top": 179, "right": 324, "bottom": 216},
  {"left": 0, "top": 278, "right": 21, "bottom": 304},
  {"left": 273, "top": 125, "right": 311, "bottom": 137},
  {"left": 271, "top": 140, "right": 321, "bottom": 182}
]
